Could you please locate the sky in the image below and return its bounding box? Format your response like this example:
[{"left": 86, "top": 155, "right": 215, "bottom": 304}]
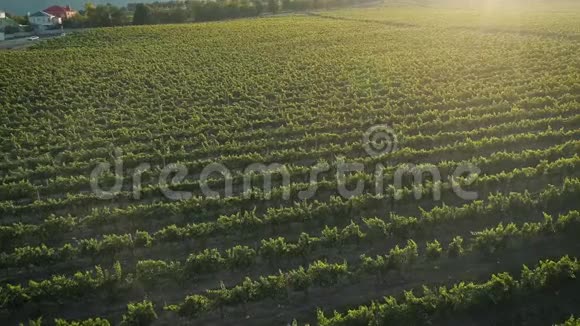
[{"left": 0, "top": 0, "right": 163, "bottom": 15}]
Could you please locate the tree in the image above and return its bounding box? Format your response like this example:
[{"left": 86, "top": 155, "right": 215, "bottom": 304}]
[
  {"left": 282, "top": 0, "right": 291, "bottom": 10},
  {"left": 268, "top": 0, "right": 279, "bottom": 13},
  {"left": 85, "top": 2, "right": 96, "bottom": 13},
  {"left": 253, "top": 0, "right": 264, "bottom": 15},
  {"left": 133, "top": 4, "right": 153, "bottom": 25},
  {"left": 4, "top": 25, "right": 20, "bottom": 34},
  {"left": 86, "top": 4, "right": 128, "bottom": 27},
  {"left": 6, "top": 13, "right": 28, "bottom": 25}
]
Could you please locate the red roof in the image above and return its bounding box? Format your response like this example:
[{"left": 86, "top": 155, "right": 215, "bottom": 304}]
[{"left": 43, "top": 5, "right": 75, "bottom": 18}]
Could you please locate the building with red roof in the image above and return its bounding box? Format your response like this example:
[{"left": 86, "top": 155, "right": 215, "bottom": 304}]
[{"left": 43, "top": 5, "right": 77, "bottom": 20}]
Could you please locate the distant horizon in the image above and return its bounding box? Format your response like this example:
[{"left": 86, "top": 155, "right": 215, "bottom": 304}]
[{"left": 0, "top": 0, "right": 165, "bottom": 15}]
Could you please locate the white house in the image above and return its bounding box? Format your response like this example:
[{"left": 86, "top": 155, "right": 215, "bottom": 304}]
[{"left": 28, "top": 11, "right": 62, "bottom": 30}]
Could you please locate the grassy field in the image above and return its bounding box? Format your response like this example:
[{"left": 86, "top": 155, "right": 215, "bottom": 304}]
[{"left": 1, "top": 0, "right": 580, "bottom": 325}]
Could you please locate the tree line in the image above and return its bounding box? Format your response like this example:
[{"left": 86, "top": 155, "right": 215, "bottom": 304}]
[
  {"left": 56, "top": 0, "right": 378, "bottom": 28},
  {"left": 63, "top": 3, "right": 132, "bottom": 28},
  {"left": 133, "top": 0, "right": 377, "bottom": 25}
]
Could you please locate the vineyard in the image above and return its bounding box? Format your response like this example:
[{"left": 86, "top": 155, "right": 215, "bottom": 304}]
[{"left": 1, "top": 0, "right": 580, "bottom": 325}]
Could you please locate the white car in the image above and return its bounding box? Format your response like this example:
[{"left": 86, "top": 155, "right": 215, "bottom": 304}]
[{"left": 27, "top": 36, "right": 39, "bottom": 41}]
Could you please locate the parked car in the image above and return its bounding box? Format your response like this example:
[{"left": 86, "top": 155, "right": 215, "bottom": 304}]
[{"left": 27, "top": 36, "right": 39, "bottom": 41}]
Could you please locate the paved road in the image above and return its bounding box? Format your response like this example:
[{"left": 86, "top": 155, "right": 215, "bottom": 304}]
[
  {"left": 0, "top": 37, "right": 44, "bottom": 50},
  {"left": 0, "top": 29, "right": 85, "bottom": 50}
]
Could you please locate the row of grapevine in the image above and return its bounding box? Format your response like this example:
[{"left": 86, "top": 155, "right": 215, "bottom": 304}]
[
  {"left": 315, "top": 255, "right": 580, "bottom": 325},
  {"left": 2, "top": 175, "right": 578, "bottom": 269},
  {"left": 4, "top": 208, "right": 578, "bottom": 313}
]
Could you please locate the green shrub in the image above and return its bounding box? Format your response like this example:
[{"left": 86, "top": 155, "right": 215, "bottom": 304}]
[
  {"left": 447, "top": 236, "right": 464, "bottom": 258},
  {"left": 426, "top": 240, "right": 442, "bottom": 260},
  {"left": 120, "top": 300, "right": 157, "bottom": 326}
]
